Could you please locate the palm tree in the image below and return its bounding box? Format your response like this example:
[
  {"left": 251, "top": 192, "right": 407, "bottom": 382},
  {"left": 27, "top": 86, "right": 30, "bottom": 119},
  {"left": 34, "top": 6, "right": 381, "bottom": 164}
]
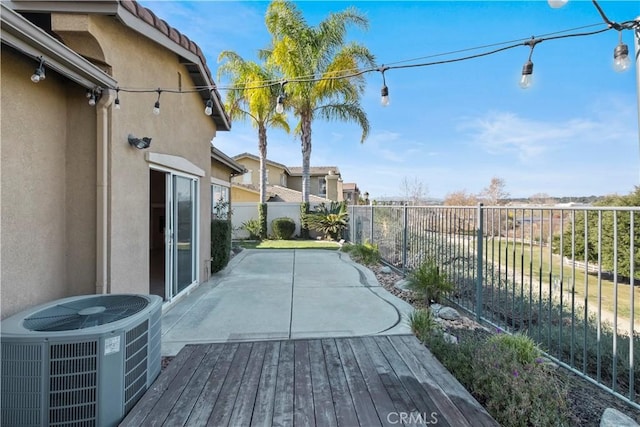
[
  {"left": 217, "top": 51, "right": 289, "bottom": 205},
  {"left": 263, "top": 0, "right": 375, "bottom": 203}
]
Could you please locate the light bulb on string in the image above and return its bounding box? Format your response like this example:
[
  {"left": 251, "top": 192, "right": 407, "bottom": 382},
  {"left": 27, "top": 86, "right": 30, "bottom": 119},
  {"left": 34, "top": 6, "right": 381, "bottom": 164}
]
[
  {"left": 275, "top": 95, "right": 285, "bottom": 114},
  {"left": 519, "top": 60, "right": 534, "bottom": 89},
  {"left": 204, "top": 90, "right": 213, "bottom": 116},
  {"left": 379, "top": 66, "right": 390, "bottom": 106},
  {"left": 114, "top": 89, "right": 121, "bottom": 110},
  {"left": 547, "top": 0, "right": 568, "bottom": 9},
  {"left": 613, "top": 32, "right": 631, "bottom": 72},
  {"left": 30, "top": 57, "right": 46, "bottom": 83},
  {"left": 153, "top": 89, "right": 161, "bottom": 115}
]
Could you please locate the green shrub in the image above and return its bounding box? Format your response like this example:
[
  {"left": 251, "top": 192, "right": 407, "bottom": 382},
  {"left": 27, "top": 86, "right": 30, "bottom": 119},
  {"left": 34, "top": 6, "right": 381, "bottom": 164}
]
[
  {"left": 488, "top": 332, "right": 540, "bottom": 365},
  {"left": 424, "top": 331, "right": 570, "bottom": 427},
  {"left": 271, "top": 217, "right": 296, "bottom": 240},
  {"left": 471, "top": 339, "right": 570, "bottom": 427},
  {"left": 300, "top": 202, "right": 310, "bottom": 239},
  {"left": 211, "top": 219, "right": 231, "bottom": 273},
  {"left": 304, "top": 202, "right": 349, "bottom": 240},
  {"left": 258, "top": 203, "right": 267, "bottom": 240},
  {"left": 241, "top": 218, "right": 261, "bottom": 240},
  {"left": 341, "top": 241, "right": 380, "bottom": 265},
  {"left": 406, "top": 258, "right": 454, "bottom": 304},
  {"left": 408, "top": 309, "right": 440, "bottom": 341}
]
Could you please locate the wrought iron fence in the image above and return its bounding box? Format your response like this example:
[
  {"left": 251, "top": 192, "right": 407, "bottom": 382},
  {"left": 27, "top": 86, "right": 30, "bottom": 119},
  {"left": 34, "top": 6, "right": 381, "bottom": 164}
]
[{"left": 348, "top": 204, "right": 640, "bottom": 409}]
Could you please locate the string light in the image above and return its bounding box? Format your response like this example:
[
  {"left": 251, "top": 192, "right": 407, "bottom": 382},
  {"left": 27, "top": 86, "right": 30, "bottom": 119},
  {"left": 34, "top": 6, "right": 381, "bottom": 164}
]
[
  {"left": 30, "top": 56, "right": 45, "bottom": 83},
  {"left": 519, "top": 38, "right": 539, "bottom": 89},
  {"left": 88, "top": 90, "right": 97, "bottom": 106},
  {"left": 204, "top": 90, "right": 213, "bottom": 115},
  {"left": 379, "top": 66, "right": 389, "bottom": 107},
  {"left": 153, "top": 89, "right": 161, "bottom": 115},
  {"left": 25, "top": 2, "right": 637, "bottom": 112},
  {"left": 275, "top": 81, "right": 287, "bottom": 114},
  {"left": 613, "top": 31, "right": 631, "bottom": 72}
]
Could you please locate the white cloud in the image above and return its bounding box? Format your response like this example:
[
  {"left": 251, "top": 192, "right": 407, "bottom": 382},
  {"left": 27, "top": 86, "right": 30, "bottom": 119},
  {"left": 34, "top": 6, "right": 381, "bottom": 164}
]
[{"left": 459, "top": 103, "right": 636, "bottom": 162}]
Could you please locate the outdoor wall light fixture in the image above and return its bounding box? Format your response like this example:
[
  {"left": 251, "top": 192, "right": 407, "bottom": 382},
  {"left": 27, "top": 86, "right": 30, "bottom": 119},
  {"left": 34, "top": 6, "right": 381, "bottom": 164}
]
[
  {"left": 519, "top": 38, "right": 539, "bottom": 89},
  {"left": 30, "top": 57, "right": 46, "bottom": 83},
  {"left": 153, "top": 89, "right": 162, "bottom": 115},
  {"left": 379, "top": 66, "right": 390, "bottom": 106},
  {"left": 204, "top": 90, "right": 214, "bottom": 116},
  {"left": 128, "top": 134, "right": 152, "bottom": 149},
  {"left": 275, "top": 81, "right": 287, "bottom": 114},
  {"left": 613, "top": 31, "right": 631, "bottom": 72}
]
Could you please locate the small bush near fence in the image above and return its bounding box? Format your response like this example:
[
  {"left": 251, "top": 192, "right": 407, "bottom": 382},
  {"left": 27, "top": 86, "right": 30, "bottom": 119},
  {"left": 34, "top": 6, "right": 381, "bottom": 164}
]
[
  {"left": 421, "top": 329, "right": 570, "bottom": 427},
  {"left": 211, "top": 219, "right": 232, "bottom": 273},
  {"left": 341, "top": 241, "right": 380, "bottom": 265},
  {"left": 271, "top": 217, "right": 296, "bottom": 240},
  {"left": 240, "top": 219, "right": 261, "bottom": 240}
]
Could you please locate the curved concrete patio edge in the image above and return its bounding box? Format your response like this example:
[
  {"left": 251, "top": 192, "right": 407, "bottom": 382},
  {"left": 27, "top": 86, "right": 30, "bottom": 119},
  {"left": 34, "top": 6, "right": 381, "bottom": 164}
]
[{"left": 161, "top": 248, "right": 415, "bottom": 356}]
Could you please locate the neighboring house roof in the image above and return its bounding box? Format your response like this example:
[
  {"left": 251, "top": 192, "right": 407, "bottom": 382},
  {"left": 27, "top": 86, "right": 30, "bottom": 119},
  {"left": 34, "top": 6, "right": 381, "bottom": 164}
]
[
  {"left": 232, "top": 183, "right": 260, "bottom": 194},
  {"left": 266, "top": 185, "right": 330, "bottom": 203},
  {"left": 287, "top": 166, "right": 341, "bottom": 177},
  {"left": 7, "top": 0, "right": 230, "bottom": 130},
  {"left": 232, "top": 153, "right": 291, "bottom": 174},
  {"left": 343, "top": 183, "right": 359, "bottom": 191},
  {"left": 211, "top": 147, "right": 245, "bottom": 176}
]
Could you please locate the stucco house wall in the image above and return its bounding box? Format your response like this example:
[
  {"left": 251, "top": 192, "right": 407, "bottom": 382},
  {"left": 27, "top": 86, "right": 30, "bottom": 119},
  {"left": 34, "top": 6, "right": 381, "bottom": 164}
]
[
  {"left": 54, "top": 13, "right": 217, "bottom": 293},
  {"left": 1, "top": 2, "right": 237, "bottom": 318},
  {"left": 1, "top": 48, "right": 97, "bottom": 318}
]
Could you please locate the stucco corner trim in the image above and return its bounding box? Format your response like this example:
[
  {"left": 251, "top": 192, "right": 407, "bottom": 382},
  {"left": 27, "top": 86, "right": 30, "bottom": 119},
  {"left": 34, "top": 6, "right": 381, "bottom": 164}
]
[{"left": 145, "top": 152, "right": 204, "bottom": 177}]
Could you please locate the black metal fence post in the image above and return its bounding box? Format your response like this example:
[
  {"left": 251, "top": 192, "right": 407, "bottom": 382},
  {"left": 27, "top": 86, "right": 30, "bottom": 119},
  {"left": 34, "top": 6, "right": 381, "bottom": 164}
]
[{"left": 476, "top": 203, "right": 484, "bottom": 322}]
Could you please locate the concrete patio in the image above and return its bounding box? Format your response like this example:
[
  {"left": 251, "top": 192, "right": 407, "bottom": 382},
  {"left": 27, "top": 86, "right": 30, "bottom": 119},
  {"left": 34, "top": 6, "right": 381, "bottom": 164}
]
[{"left": 161, "top": 249, "right": 415, "bottom": 356}]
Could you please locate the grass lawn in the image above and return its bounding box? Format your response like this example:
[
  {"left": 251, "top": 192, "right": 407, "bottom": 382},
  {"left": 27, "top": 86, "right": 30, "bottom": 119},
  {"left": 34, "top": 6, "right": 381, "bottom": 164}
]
[
  {"left": 483, "top": 238, "right": 640, "bottom": 328},
  {"left": 235, "top": 239, "right": 341, "bottom": 250}
]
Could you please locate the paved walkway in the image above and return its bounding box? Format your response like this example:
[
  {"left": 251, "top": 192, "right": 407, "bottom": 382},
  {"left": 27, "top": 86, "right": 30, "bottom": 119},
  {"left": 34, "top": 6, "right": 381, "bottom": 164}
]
[{"left": 161, "top": 249, "right": 414, "bottom": 356}]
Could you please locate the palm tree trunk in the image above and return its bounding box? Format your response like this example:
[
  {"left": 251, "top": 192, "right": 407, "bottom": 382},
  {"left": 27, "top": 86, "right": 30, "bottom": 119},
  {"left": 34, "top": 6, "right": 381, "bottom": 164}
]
[
  {"left": 258, "top": 125, "right": 267, "bottom": 203},
  {"left": 301, "top": 114, "right": 312, "bottom": 203}
]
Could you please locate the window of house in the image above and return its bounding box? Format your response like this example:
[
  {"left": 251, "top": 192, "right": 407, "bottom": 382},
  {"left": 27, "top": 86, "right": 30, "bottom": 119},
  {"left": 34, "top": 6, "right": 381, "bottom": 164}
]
[
  {"left": 319, "top": 177, "right": 327, "bottom": 197},
  {"left": 280, "top": 173, "right": 287, "bottom": 186},
  {"left": 242, "top": 169, "right": 252, "bottom": 184},
  {"left": 211, "top": 183, "right": 230, "bottom": 220}
]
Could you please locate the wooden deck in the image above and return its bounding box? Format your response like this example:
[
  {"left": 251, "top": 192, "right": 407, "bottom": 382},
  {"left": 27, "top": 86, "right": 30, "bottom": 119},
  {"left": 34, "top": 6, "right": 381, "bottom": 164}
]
[{"left": 120, "top": 335, "right": 497, "bottom": 427}]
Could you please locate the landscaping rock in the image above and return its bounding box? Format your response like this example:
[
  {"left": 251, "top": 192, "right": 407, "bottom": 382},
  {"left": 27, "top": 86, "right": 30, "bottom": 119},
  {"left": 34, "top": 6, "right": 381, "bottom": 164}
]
[
  {"left": 429, "top": 303, "right": 443, "bottom": 315},
  {"left": 394, "top": 279, "right": 411, "bottom": 291},
  {"left": 379, "top": 266, "right": 393, "bottom": 274},
  {"left": 438, "top": 307, "right": 461, "bottom": 321},
  {"left": 443, "top": 332, "right": 459, "bottom": 345},
  {"left": 600, "top": 408, "right": 639, "bottom": 427}
]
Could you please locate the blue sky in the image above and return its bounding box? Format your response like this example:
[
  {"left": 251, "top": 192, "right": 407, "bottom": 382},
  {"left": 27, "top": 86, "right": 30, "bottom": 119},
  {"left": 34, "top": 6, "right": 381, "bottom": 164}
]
[{"left": 140, "top": 1, "right": 639, "bottom": 199}]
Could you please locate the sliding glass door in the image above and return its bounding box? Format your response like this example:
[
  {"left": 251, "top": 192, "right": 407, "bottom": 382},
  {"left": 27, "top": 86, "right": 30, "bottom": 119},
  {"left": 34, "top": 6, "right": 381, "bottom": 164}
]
[{"left": 173, "top": 175, "right": 197, "bottom": 295}]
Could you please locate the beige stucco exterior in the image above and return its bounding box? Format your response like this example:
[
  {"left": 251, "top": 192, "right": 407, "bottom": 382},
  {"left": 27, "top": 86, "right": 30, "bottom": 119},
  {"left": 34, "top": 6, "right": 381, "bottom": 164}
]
[
  {"left": 1, "top": 6, "right": 237, "bottom": 318},
  {"left": 231, "top": 155, "right": 288, "bottom": 187},
  {"left": 2, "top": 48, "right": 98, "bottom": 317},
  {"left": 231, "top": 186, "right": 261, "bottom": 202}
]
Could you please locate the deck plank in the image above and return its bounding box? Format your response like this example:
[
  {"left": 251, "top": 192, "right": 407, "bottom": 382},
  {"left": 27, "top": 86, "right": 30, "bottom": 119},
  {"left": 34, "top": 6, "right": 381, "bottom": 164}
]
[
  {"left": 360, "top": 336, "right": 420, "bottom": 416},
  {"left": 134, "top": 344, "right": 209, "bottom": 425},
  {"left": 120, "top": 345, "right": 196, "bottom": 426},
  {"left": 321, "top": 339, "right": 360, "bottom": 427},
  {"left": 335, "top": 338, "right": 382, "bottom": 427},
  {"left": 121, "top": 336, "right": 497, "bottom": 427},
  {"left": 250, "top": 341, "right": 281, "bottom": 427},
  {"left": 185, "top": 342, "right": 239, "bottom": 426},
  {"left": 294, "top": 340, "right": 316, "bottom": 427},
  {"left": 374, "top": 336, "right": 454, "bottom": 427},
  {"left": 272, "top": 340, "right": 294, "bottom": 427},
  {"left": 163, "top": 344, "right": 224, "bottom": 426},
  {"left": 307, "top": 340, "right": 338, "bottom": 427},
  {"left": 347, "top": 338, "right": 401, "bottom": 427},
  {"left": 206, "top": 342, "right": 254, "bottom": 426},
  {"left": 231, "top": 341, "right": 268, "bottom": 426}
]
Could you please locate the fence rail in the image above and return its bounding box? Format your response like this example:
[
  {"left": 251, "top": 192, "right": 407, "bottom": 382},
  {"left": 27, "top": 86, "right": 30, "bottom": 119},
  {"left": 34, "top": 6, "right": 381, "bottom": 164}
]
[{"left": 348, "top": 204, "right": 639, "bottom": 409}]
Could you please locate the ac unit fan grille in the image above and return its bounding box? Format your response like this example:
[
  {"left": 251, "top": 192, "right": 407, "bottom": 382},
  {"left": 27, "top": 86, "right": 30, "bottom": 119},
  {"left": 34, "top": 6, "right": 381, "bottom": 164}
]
[
  {"left": 124, "top": 320, "right": 149, "bottom": 412},
  {"left": 48, "top": 341, "right": 97, "bottom": 426},
  {"left": 23, "top": 295, "right": 149, "bottom": 332}
]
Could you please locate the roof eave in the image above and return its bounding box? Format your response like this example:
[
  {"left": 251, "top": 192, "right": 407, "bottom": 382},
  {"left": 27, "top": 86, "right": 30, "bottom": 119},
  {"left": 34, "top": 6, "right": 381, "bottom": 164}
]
[
  {"left": 212, "top": 147, "right": 246, "bottom": 175},
  {"left": 1, "top": 2, "right": 117, "bottom": 89}
]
